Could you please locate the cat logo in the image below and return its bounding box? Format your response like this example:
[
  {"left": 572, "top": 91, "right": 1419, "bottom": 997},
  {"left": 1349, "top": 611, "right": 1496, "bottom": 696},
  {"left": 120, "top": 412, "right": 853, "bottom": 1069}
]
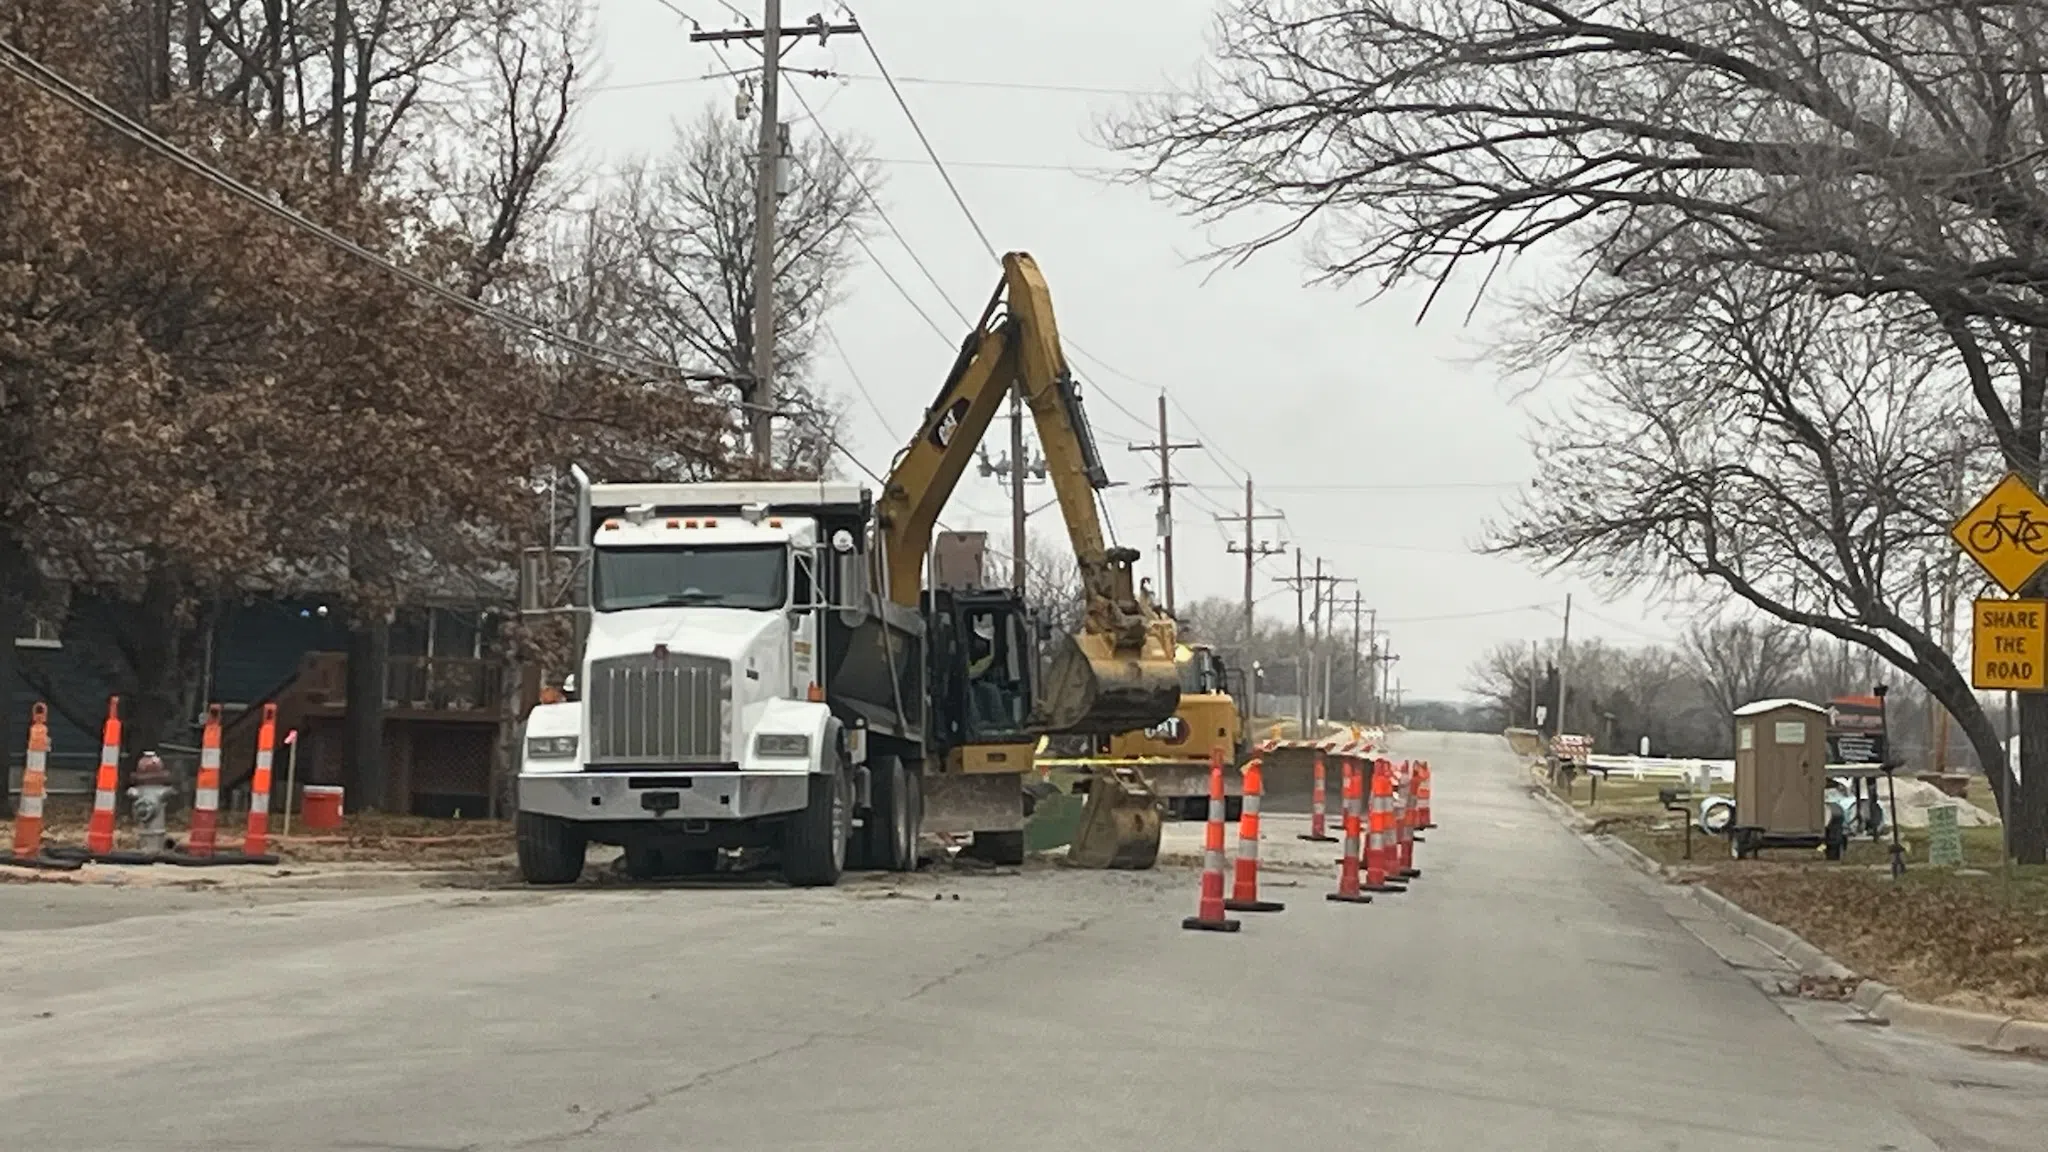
[
  {"left": 1143, "top": 716, "right": 1189, "bottom": 745},
  {"left": 927, "top": 397, "right": 971, "bottom": 451}
]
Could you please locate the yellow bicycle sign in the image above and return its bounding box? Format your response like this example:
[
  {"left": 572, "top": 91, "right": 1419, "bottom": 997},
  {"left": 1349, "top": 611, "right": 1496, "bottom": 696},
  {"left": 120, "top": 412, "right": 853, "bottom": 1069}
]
[{"left": 1953, "top": 473, "right": 2048, "bottom": 593}]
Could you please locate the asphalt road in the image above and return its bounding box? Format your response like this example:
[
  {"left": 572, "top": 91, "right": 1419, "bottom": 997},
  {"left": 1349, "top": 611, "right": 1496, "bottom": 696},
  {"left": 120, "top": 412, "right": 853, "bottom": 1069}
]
[{"left": 3, "top": 730, "right": 2045, "bottom": 1151}]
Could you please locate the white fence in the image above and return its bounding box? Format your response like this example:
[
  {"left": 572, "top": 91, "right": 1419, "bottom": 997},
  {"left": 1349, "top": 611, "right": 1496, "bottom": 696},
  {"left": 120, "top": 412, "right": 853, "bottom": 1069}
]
[{"left": 1581, "top": 754, "right": 1733, "bottom": 784}]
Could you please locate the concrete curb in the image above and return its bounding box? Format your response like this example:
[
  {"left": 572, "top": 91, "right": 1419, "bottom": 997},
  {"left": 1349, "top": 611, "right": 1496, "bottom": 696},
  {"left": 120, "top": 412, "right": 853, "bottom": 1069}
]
[{"left": 1526, "top": 780, "right": 2045, "bottom": 1059}]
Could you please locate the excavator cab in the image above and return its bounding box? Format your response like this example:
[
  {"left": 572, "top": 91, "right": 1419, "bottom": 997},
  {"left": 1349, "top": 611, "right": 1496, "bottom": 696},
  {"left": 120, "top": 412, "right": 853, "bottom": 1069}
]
[{"left": 926, "top": 588, "right": 1036, "bottom": 748}]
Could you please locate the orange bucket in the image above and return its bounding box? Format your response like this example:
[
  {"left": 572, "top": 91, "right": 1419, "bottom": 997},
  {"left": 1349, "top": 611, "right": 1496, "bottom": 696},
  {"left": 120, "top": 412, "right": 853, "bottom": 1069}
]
[{"left": 300, "top": 785, "right": 345, "bottom": 830}]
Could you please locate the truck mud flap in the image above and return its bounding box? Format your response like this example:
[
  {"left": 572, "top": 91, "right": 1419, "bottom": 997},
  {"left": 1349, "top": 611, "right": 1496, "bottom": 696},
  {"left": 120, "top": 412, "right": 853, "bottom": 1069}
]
[{"left": 922, "top": 772, "right": 1025, "bottom": 837}]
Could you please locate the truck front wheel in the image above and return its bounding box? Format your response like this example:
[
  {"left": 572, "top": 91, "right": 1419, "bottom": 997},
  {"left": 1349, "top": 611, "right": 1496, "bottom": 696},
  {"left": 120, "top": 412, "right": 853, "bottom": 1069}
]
[
  {"left": 517, "top": 812, "right": 587, "bottom": 885},
  {"left": 781, "top": 769, "right": 850, "bottom": 887}
]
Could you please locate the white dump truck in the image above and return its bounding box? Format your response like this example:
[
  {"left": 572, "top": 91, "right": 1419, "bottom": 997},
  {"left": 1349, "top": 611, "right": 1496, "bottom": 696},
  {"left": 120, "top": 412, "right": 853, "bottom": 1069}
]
[{"left": 516, "top": 475, "right": 959, "bottom": 886}]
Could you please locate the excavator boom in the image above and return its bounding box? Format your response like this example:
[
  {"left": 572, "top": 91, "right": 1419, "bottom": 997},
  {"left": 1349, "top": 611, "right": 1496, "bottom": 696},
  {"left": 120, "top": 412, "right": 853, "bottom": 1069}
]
[
  {"left": 877, "top": 253, "right": 1181, "bottom": 737},
  {"left": 876, "top": 253, "right": 1176, "bottom": 869}
]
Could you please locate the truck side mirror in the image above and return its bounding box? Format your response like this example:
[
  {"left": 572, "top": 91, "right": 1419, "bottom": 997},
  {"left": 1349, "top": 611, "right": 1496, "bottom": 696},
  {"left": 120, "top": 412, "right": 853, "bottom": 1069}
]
[{"left": 791, "top": 552, "right": 818, "bottom": 613}]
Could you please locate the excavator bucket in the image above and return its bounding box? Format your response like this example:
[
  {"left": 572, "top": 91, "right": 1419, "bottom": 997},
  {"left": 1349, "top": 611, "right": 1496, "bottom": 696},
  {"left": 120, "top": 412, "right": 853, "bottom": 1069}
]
[
  {"left": 1030, "top": 629, "right": 1181, "bottom": 734},
  {"left": 1066, "top": 765, "right": 1163, "bottom": 870}
]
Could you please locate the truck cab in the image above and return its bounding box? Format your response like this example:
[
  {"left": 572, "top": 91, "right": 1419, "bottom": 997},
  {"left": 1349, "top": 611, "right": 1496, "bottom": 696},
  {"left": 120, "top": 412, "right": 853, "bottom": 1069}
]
[{"left": 516, "top": 477, "right": 924, "bottom": 888}]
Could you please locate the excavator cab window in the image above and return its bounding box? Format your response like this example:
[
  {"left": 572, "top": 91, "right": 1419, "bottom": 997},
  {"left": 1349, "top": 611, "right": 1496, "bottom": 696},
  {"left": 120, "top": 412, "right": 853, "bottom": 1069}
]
[
  {"left": 929, "top": 591, "right": 1035, "bottom": 747},
  {"left": 1182, "top": 648, "right": 1224, "bottom": 696}
]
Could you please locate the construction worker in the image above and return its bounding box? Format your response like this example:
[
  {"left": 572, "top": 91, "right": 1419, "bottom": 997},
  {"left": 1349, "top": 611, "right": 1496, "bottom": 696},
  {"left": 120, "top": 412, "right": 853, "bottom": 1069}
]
[{"left": 966, "top": 614, "right": 1008, "bottom": 730}]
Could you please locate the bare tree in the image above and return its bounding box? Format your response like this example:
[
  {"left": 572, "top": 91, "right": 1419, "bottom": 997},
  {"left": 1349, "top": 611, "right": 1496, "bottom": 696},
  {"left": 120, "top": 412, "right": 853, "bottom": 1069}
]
[
  {"left": 594, "top": 106, "right": 878, "bottom": 476},
  {"left": 1686, "top": 617, "right": 1810, "bottom": 718},
  {"left": 1020, "top": 531, "right": 1084, "bottom": 636},
  {"left": 1106, "top": 0, "right": 2048, "bottom": 860}
]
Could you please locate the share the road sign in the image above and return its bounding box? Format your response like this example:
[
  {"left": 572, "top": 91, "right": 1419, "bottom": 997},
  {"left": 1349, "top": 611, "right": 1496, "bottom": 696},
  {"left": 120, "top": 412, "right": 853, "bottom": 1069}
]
[{"left": 1972, "top": 598, "right": 2048, "bottom": 691}]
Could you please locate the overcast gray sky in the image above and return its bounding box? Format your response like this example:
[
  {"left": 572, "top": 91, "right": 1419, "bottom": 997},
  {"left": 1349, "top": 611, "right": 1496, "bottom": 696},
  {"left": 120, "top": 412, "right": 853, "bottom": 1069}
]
[{"left": 579, "top": 0, "right": 1684, "bottom": 699}]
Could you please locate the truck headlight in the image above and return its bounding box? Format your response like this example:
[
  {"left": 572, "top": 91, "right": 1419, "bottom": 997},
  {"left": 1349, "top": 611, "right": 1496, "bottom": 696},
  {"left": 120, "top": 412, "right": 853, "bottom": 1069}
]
[
  {"left": 754, "top": 732, "right": 810, "bottom": 758},
  {"left": 526, "top": 735, "right": 579, "bottom": 759}
]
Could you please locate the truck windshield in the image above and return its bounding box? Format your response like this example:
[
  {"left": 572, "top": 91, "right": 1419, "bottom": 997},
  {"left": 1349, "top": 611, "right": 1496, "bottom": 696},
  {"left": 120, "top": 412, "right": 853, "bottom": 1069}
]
[{"left": 593, "top": 544, "right": 787, "bottom": 611}]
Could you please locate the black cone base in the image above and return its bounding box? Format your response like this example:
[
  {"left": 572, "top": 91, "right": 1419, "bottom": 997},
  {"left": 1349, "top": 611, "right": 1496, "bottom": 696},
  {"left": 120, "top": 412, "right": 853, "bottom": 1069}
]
[
  {"left": 1182, "top": 915, "right": 1242, "bottom": 932},
  {"left": 1224, "top": 898, "right": 1285, "bottom": 912},
  {"left": 1325, "top": 892, "right": 1375, "bottom": 904}
]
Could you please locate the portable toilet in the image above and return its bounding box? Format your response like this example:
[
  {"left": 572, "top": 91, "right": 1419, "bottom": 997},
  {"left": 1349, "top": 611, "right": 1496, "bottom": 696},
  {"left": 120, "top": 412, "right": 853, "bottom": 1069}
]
[{"left": 1730, "top": 698, "right": 1830, "bottom": 854}]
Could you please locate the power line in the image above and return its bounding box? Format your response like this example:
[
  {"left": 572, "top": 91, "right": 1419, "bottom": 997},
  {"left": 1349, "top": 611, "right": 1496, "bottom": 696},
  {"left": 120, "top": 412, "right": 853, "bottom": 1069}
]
[
  {"left": 784, "top": 75, "right": 972, "bottom": 327},
  {"left": 1188, "top": 481, "right": 1525, "bottom": 493},
  {"left": 589, "top": 68, "right": 1172, "bottom": 97},
  {"left": 822, "top": 322, "right": 897, "bottom": 440},
  {"left": 857, "top": 30, "right": 998, "bottom": 261}
]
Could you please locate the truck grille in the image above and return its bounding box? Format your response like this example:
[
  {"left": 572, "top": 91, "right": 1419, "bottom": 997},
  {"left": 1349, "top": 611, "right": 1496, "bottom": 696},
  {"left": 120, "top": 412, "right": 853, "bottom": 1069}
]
[{"left": 587, "top": 653, "right": 730, "bottom": 764}]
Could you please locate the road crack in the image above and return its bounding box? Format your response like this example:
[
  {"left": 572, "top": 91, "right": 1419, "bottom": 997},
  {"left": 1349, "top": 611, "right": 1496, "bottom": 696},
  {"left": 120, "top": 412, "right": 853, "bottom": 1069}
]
[{"left": 497, "top": 912, "right": 1106, "bottom": 1148}]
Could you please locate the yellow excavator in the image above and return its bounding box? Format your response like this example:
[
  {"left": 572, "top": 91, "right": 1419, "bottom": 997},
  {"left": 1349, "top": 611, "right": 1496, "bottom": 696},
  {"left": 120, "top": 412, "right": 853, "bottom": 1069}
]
[{"left": 875, "top": 251, "right": 1180, "bottom": 869}]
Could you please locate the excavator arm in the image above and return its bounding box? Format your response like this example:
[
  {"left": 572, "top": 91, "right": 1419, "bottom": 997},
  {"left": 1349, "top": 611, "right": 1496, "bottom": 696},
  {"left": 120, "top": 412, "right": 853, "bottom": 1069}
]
[{"left": 876, "top": 252, "right": 1181, "bottom": 735}]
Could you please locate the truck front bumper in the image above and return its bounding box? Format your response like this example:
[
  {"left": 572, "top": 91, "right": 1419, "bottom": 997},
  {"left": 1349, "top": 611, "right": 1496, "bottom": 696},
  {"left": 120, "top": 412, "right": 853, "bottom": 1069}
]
[{"left": 518, "top": 770, "right": 809, "bottom": 823}]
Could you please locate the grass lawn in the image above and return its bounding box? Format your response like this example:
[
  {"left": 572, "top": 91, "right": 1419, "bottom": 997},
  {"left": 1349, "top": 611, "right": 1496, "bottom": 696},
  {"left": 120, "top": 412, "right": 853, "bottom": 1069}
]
[{"left": 1541, "top": 774, "right": 2048, "bottom": 1021}]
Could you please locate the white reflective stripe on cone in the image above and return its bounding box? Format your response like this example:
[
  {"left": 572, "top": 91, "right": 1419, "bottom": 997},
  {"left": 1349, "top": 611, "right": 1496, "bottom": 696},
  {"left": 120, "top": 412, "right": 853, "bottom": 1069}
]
[
  {"left": 255, "top": 749, "right": 274, "bottom": 772},
  {"left": 18, "top": 792, "right": 44, "bottom": 817},
  {"left": 195, "top": 787, "right": 220, "bottom": 809},
  {"left": 98, "top": 743, "right": 118, "bottom": 762},
  {"left": 25, "top": 748, "right": 46, "bottom": 771},
  {"left": 200, "top": 747, "right": 221, "bottom": 769},
  {"left": 1204, "top": 847, "right": 1226, "bottom": 872},
  {"left": 93, "top": 790, "right": 116, "bottom": 811}
]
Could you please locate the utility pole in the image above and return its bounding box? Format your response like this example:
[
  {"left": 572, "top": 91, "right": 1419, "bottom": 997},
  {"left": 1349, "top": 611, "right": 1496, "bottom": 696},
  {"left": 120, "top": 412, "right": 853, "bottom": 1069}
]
[
  {"left": 692, "top": 7, "right": 860, "bottom": 468},
  {"left": 1217, "top": 478, "right": 1285, "bottom": 660},
  {"left": 1312, "top": 570, "right": 1354, "bottom": 727},
  {"left": 1341, "top": 592, "right": 1368, "bottom": 721},
  {"left": 1555, "top": 593, "right": 1573, "bottom": 740},
  {"left": 1127, "top": 394, "right": 1201, "bottom": 616},
  {"left": 1270, "top": 550, "right": 1312, "bottom": 735},
  {"left": 976, "top": 407, "right": 1044, "bottom": 592},
  {"left": 1279, "top": 554, "right": 1343, "bottom": 734}
]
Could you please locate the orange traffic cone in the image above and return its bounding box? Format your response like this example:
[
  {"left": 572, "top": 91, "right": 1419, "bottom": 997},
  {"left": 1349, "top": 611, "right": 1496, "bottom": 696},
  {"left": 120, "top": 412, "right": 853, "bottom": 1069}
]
[
  {"left": 6, "top": 704, "right": 80, "bottom": 871},
  {"left": 1297, "top": 749, "right": 1338, "bottom": 843},
  {"left": 1326, "top": 758, "right": 1373, "bottom": 905},
  {"left": 1418, "top": 761, "right": 1435, "bottom": 830},
  {"left": 1225, "top": 757, "right": 1284, "bottom": 913},
  {"left": 85, "top": 697, "right": 122, "bottom": 854},
  {"left": 1182, "top": 749, "right": 1242, "bottom": 933},
  {"left": 242, "top": 703, "right": 280, "bottom": 860},
  {"left": 1395, "top": 760, "right": 1421, "bottom": 880},
  {"left": 185, "top": 705, "right": 223, "bottom": 858},
  {"left": 1365, "top": 758, "right": 1407, "bottom": 894}
]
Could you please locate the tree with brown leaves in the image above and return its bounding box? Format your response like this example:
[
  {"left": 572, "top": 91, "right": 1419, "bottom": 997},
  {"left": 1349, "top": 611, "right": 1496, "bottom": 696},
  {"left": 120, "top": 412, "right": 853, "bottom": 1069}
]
[{"left": 2, "top": 0, "right": 733, "bottom": 804}]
